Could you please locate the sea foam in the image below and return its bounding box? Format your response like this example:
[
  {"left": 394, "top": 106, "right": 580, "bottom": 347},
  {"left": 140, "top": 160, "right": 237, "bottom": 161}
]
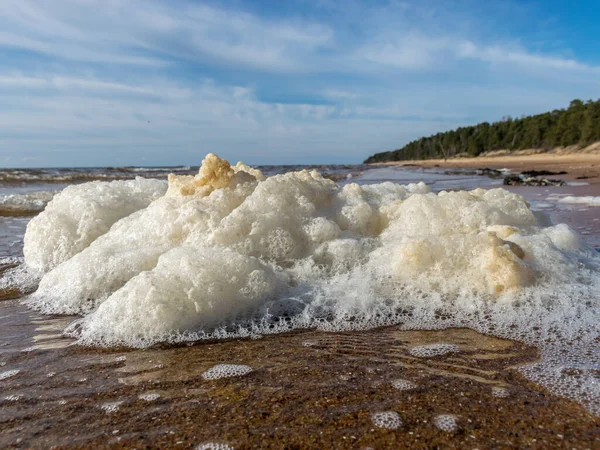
[
  {"left": 20, "top": 153, "right": 600, "bottom": 414},
  {"left": 23, "top": 177, "right": 167, "bottom": 273}
]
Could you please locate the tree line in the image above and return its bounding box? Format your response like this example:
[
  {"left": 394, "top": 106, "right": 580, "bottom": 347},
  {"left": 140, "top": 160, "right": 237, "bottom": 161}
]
[{"left": 364, "top": 99, "right": 600, "bottom": 163}]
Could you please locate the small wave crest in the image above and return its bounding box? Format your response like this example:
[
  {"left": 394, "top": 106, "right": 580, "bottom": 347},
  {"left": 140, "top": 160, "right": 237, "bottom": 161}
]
[
  {"left": 558, "top": 195, "right": 600, "bottom": 206},
  {"left": 0, "top": 191, "right": 57, "bottom": 217},
  {"left": 0, "top": 166, "right": 196, "bottom": 185}
]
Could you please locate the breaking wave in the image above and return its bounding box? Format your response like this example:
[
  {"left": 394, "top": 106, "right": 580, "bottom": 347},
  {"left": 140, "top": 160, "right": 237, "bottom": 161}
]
[
  {"left": 0, "top": 166, "right": 195, "bottom": 184},
  {"left": 0, "top": 191, "right": 57, "bottom": 217},
  {"left": 559, "top": 195, "right": 600, "bottom": 206}
]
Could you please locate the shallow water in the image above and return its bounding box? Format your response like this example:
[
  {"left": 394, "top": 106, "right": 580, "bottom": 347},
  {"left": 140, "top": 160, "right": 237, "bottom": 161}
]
[
  {"left": 0, "top": 161, "right": 599, "bottom": 448},
  {"left": 0, "top": 300, "right": 598, "bottom": 449}
]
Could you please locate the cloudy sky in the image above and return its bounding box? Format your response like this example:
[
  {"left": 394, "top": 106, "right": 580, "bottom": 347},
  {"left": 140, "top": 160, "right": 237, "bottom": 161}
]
[{"left": 1, "top": 0, "right": 599, "bottom": 167}]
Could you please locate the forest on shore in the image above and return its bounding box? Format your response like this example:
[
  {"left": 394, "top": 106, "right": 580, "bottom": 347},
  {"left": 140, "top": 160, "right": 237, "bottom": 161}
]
[{"left": 364, "top": 99, "right": 600, "bottom": 163}]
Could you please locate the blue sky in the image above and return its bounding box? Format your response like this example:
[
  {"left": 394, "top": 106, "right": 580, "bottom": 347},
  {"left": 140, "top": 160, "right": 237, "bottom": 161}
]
[{"left": 1, "top": 0, "right": 599, "bottom": 167}]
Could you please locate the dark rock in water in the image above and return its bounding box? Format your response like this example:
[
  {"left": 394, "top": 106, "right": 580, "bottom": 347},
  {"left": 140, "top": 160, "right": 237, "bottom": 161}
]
[
  {"left": 505, "top": 169, "right": 567, "bottom": 186},
  {"left": 521, "top": 170, "right": 567, "bottom": 177},
  {"left": 443, "top": 168, "right": 503, "bottom": 178},
  {"left": 503, "top": 175, "right": 565, "bottom": 186},
  {"left": 503, "top": 175, "right": 522, "bottom": 185},
  {"left": 476, "top": 168, "right": 503, "bottom": 177}
]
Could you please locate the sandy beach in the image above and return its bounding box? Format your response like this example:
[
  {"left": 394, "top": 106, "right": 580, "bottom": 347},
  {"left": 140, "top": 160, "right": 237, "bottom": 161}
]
[{"left": 376, "top": 152, "right": 600, "bottom": 187}]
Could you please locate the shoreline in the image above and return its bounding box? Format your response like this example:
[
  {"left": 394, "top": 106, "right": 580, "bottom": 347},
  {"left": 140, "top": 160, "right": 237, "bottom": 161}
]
[
  {"left": 1, "top": 300, "right": 598, "bottom": 449},
  {"left": 372, "top": 153, "right": 600, "bottom": 187}
]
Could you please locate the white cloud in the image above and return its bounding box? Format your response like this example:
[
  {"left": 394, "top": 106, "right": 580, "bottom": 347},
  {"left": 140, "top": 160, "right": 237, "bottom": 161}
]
[
  {"left": 322, "top": 89, "right": 360, "bottom": 100},
  {"left": 0, "top": 68, "right": 473, "bottom": 165},
  {"left": 2, "top": 1, "right": 597, "bottom": 76},
  {"left": 358, "top": 32, "right": 600, "bottom": 74},
  {"left": 0, "top": 74, "right": 47, "bottom": 87},
  {"left": 0, "top": 0, "right": 333, "bottom": 71},
  {"left": 475, "top": 46, "right": 599, "bottom": 72},
  {"left": 359, "top": 35, "right": 448, "bottom": 69},
  {"left": 1, "top": 0, "right": 599, "bottom": 166},
  {"left": 0, "top": 74, "right": 164, "bottom": 95}
]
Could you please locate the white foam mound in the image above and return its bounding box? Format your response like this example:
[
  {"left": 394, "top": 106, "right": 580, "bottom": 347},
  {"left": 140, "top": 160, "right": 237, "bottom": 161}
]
[
  {"left": 558, "top": 195, "right": 600, "bottom": 206},
  {"left": 74, "top": 247, "right": 283, "bottom": 340},
  {"left": 22, "top": 153, "right": 600, "bottom": 414},
  {"left": 23, "top": 177, "right": 167, "bottom": 273}
]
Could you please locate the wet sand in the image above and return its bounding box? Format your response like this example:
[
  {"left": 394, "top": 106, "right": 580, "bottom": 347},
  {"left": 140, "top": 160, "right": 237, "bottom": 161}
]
[
  {"left": 0, "top": 300, "right": 598, "bottom": 449},
  {"left": 377, "top": 153, "right": 600, "bottom": 186}
]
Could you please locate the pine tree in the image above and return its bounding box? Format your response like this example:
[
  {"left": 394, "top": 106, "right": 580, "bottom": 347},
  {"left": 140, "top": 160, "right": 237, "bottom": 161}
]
[{"left": 364, "top": 99, "right": 600, "bottom": 163}]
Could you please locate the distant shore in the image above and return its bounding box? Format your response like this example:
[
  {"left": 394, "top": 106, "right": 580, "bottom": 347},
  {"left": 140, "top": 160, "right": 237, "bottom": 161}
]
[{"left": 373, "top": 152, "right": 600, "bottom": 187}]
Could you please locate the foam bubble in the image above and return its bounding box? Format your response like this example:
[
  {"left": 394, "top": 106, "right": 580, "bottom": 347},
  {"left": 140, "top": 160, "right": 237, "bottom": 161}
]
[
  {"left": 371, "top": 411, "right": 402, "bottom": 429},
  {"left": 197, "top": 444, "right": 234, "bottom": 450},
  {"left": 391, "top": 379, "right": 417, "bottom": 391},
  {"left": 4, "top": 394, "right": 23, "bottom": 401},
  {"left": 434, "top": 414, "right": 458, "bottom": 432},
  {"left": 139, "top": 393, "right": 160, "bottom": 401},
  {"left": 100, "top": 402, "right": 122, "bottom": 413},
  {"left": 202, "top": 364, "right": 253, "bottom": 380},
  {"left": 491, "top": 387, "right": 510, "bottom": 398},
  {"left": 408, "top": 344, "right": 460, "bottom": 358},
  {"left": 0, "top": 369, "right": 20, "bottom": 380}
]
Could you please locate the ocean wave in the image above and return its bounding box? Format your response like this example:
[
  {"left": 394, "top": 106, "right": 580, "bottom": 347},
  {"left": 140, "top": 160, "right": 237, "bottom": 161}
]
[
  {"left": 130, "top": 166, "right": 193, "bottom": 172},
  {"left": 0, "top": 191, "right": 57, "bottom": 216},
  {"left": 0, "top": 167, "right": 197, "bottom": 184},
  {"left": 0, "top": 165, "right": 366, "bottom": 185},
  {"left": 558, "top": 195, "right": 600, "bottom": 206}
]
